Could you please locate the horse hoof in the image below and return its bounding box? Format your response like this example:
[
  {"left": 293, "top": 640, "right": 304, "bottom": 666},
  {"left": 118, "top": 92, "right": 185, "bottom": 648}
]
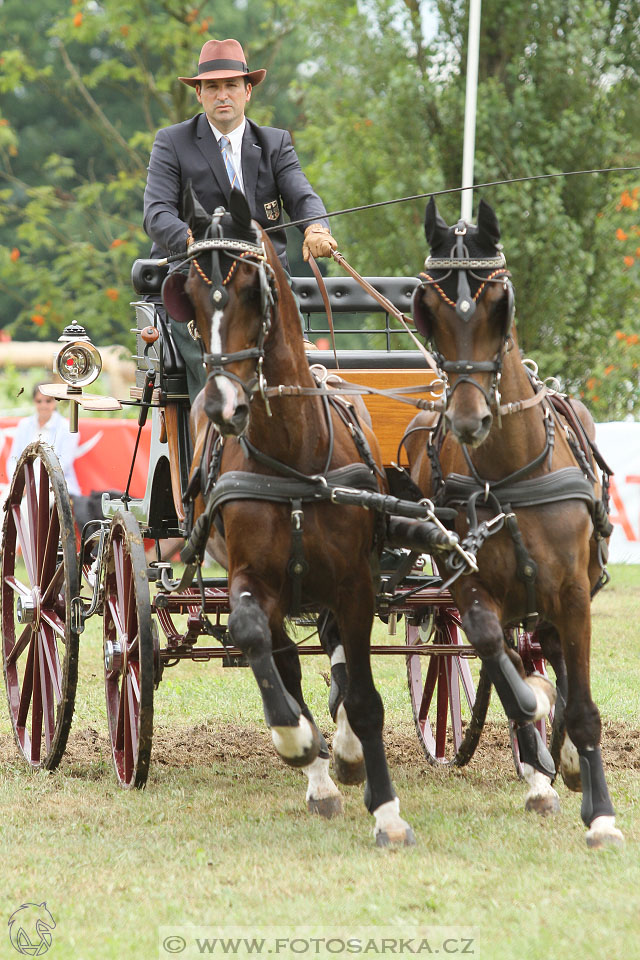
[
  {"left": 307, "top": 795, "right": 343, "bottom": 819},
  {"left": 375, "top": 826, "right": 416, "bottom": 848},
  {"left": 525, "top": 793, "right": 561, "bottom": 816},
  {"left": 586, "top": 816, "right": 624, "bottom": 849},
  {"left": 560, "top": 769, "right": 582, "bottom": 793},
  {"left": 333, "top": 754, "right": 366, "bottom": 785}
]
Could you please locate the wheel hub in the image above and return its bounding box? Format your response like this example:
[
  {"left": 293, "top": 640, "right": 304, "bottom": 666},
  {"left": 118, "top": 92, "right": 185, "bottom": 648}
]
[
  {"left": 104, "top": 639, "right": 123, "bottom": 674},
  {"left": 16, "top": 591, "right": 40, "bottom": 627}
]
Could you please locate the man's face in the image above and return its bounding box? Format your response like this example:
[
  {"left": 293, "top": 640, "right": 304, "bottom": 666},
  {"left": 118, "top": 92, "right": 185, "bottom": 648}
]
[{"left": 196, "top": 77, "right": 252, "bottom": 133}]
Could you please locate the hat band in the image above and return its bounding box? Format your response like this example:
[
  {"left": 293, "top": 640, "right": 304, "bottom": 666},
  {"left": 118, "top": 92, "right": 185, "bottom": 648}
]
[{"left": 197, "top": 58, "right": 249, "bottom": 74}]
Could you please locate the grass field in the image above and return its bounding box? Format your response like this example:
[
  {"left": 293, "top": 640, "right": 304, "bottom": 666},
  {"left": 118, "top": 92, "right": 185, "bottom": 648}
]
[{"left": 1, "top": 565, "right": 639, "bottom": 960}]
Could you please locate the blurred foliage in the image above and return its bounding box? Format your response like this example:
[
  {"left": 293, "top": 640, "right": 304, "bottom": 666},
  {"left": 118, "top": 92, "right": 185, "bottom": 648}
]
[{"left": 0, "top": 0, "right": 638, "bottom": 417}]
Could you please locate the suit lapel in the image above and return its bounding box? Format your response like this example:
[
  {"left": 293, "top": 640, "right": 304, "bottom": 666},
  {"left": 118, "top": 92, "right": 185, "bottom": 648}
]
[
  {"left": 241, "top": 120, "right": 261, "bottom": 215},
  {"left": 195, "top": 113, "right": 229, "bottom": 199}
]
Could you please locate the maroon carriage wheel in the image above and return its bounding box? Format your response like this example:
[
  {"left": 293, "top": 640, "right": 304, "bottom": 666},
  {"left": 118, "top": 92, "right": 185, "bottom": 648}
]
[
  {"left": 102, "top": 510, "right": 154, "bottom": 789},
  {"left": 508, "top": 629, "right": 555, "bottom": 779},
  {"left": 1, "top": 442, "right": 80, "bottom": 769},
  {"left": 406, "top": 607, "right": 491, "bottom": 766}
]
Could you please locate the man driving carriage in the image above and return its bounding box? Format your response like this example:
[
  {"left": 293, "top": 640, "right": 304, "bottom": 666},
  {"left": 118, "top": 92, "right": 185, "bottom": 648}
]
[{"left": 143, "top": 37, "right": 338, "bottom": 401}]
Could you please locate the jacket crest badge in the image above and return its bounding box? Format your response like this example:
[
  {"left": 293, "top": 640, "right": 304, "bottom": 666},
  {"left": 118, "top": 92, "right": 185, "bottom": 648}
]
[{"left": 264, "top": 200, "right": 280, "bottom": 221}]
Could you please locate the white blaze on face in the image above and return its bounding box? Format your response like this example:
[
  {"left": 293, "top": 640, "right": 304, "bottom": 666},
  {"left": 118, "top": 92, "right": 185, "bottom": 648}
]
[{"left": 210, "top": 307, "right": 238, "bottom": 421}]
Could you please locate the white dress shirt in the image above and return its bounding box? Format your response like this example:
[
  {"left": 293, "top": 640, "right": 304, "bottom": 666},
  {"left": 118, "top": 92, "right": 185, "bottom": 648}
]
[
  {"left": 207, "top": 118, "right": 246, "bottom": 192},
  {"left": 8, "top": 411, "right": 81, "bottom": 496}
]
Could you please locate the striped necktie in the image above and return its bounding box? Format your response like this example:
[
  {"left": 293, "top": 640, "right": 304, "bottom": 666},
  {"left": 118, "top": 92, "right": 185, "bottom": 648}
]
[{"left": 219, "top": 135, "right": 241, "bottom": 191}]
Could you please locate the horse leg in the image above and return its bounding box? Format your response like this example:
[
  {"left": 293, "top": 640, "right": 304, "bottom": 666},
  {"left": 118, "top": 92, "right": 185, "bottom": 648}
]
[
  {"left": 461, "top": 592, "right": 559, "bottom": 815},
  {"left": 461, "top": 592, "right": 557, "bottom": 725},
  {"left": 318, "top": 610, "right": 366, "bottom": 785},
  {"left": 272, "top": 626, "right": 343, "bottom": 818},
  {"left": 537, "top": 625, "right": 572, "bottom": 782},
  {"left": 557, "top": 589, "right": 623, "bottom": 847},
  {"left": 337, "top": 582, "right": 415, "bottom": 847},
  {"left": 510, "top": 629, "right": 560, "bottom": 816},
  {"left": 228, "top": 581, "right": 321, "bottom": 768}
]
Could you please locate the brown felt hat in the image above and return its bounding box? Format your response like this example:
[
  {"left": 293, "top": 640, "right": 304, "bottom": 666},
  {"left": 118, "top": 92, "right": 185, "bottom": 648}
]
[{"left": 179, "top": 38, "right": 266, "bottom": 88}]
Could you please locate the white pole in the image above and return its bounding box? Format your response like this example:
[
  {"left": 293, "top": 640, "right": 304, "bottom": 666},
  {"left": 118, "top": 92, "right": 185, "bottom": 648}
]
[{"left": 460, "top": 0, "right": 481, "bottom": 222}]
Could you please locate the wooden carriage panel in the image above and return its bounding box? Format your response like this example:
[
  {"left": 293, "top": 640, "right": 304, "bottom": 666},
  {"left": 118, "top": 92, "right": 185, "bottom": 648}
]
[{"left": 334, "top": 368, "right": 440, "bottom": 466}]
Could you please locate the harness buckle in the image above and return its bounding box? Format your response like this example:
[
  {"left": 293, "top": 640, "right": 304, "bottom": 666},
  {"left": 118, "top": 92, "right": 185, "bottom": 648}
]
[{"left": 257, "top": 357, "right": 272, "bottom": 418}]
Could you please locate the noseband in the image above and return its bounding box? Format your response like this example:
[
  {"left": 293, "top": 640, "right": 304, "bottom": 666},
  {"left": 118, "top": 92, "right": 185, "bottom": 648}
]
[
  {"left": 184, "top": 211, "right": 277, "bottom": 414},
  {"left": 420, "top": 220, "right": 514, "bottom": 413}
]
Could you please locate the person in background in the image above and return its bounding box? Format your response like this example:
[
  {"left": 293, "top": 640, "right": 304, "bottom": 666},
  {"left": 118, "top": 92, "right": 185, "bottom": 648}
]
[{"left": 8, "top": 383, "right": 81, "bottom": 497}]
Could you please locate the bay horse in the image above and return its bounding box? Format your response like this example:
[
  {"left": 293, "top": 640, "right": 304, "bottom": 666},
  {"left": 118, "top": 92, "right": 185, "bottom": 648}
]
[
  {"left": 405, "top": 197, "right": 622, "bottom": 848},
  {"left": 161, "top": 186, "right": 450, "bottom": 846}
]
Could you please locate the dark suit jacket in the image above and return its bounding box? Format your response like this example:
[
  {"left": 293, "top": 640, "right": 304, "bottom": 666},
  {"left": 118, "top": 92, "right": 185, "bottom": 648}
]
[{"left": 143, "top": 114, "right": 329, "bottom": 271}]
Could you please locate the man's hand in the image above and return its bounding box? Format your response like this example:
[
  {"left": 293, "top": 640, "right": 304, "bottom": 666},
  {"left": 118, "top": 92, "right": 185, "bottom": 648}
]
[{"left": 302, "top": 223, "right": 338, "bottom": 261}]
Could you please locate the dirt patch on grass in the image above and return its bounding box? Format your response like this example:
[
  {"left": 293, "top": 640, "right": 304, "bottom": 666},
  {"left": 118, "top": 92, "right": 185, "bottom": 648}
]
[{"left": 1, "top": 719, "right": 638, "bottom": 775}]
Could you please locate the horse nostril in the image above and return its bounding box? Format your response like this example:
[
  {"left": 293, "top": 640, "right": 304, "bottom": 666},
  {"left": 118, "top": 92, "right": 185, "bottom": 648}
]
[
  {"left": 479, "top": 413, "right": 492, "bottom": 437},
  {"left": 233, "top": 403, "right": 250, "bottom": 424}
]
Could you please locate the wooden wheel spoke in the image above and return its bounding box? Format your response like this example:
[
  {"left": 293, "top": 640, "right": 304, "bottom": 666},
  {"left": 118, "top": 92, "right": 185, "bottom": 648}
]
[
  {"left": 128, "top": 664, "right": 141, "bottom": 702},
  {"left": 6, "top": 624, "right": 34, "bottom": 668},
  {"left": 113, "top": 538, "right": 126, "bottom": 616},
  {"left": 418, "top": 654, "right": 439, "bottom": 724},
  {"left": 127, "top": 672, "right": 139, "bottom": 753},
  {"left": 38, "top": 632, "right": 55, "bottom": 753},
  {"left": 37, "top": 460, "right": 51, "bottom": 579},
  {"left": 4, "top": 575, "right": 32, "bottom": 599},
  {"left": 39, "top": 508, "right": 61, "bottom": 591},
  {"left": 123, "top": 674, "right": 134, "bottom": 782},
  {"left": 30, "top": 630, "right": 43, "bottom": 764},
  {"left": 435, "top": 659, "right": 449, "bottom": 758},
  {"left": 12, "top": 504, "right": 37, "bottom": 586},
  {"left": 40, "top": 625, "right": 63, "bottom": 706},
  {"left": 446, "top": 658, "right": 463, "bottom": 751},
  {"left": 127, "top": 632, "right": 139, "bottom": 658},
  {"left": 16, "top": 636, "right": 36, "bottom": 728},
  {"left": 40, "top": 608, "right": 66, "bottom": 640},
  {"left": 115, "top": 677, "right": 126, "bottom": 751},
  {"left": 40, "top": 562, "right": 65, "bottom": 608},
  {"left": 107, "top": 596, "right": 127, "bottom": 643}
]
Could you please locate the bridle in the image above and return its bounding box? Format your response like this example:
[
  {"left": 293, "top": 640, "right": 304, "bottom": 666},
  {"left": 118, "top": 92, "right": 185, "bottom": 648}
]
[
  {"left": 419, "top": 220, "right": 514, "bottom": 416},
  {"left": 184, "top": 210, "right": 278, "bottom": 414}
]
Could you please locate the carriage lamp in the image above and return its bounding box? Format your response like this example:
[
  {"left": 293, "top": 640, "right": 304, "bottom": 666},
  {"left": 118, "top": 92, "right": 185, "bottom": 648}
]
[
  {"left": 41, "top": 322, "right": 109, "bottom": 432},
  {"left": 54, "top": 323, "right": 102, "bottom": 389}
]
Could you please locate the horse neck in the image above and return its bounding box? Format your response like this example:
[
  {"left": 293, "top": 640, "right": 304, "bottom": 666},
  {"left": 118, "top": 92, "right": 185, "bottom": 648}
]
[
  {"left": 245, "top": 272, "right": 329, "bottom": 469},
  {"left": 465, "top": 344, "right": 550, "bottom": 479}
]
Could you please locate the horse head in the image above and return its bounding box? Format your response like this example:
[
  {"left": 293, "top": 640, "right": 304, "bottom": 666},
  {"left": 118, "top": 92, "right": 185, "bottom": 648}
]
[
  {"left": 162, "top": 183, "right": 277, "bottom": 436},
  {"left": 412, "top": 197, "right": 515, "bottom": 446}
]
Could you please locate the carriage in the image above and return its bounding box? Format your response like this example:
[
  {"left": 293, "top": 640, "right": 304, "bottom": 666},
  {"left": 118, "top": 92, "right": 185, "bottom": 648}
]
[{"left": 1, "top": 191, "right": 618, "bottom": 847}]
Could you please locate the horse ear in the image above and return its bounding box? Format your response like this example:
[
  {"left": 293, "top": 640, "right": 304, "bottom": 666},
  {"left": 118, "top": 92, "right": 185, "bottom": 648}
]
[
  {"left": 182, "top": 180, "right": 211, "bottom": 238},
  {"left": 476, "top": 198, "right": 501, "bottom": 245},
  {"left": 229, "top": 187, "right": 253, "bottom": 231},
  {"left": 162, "top": 271, "right": 195, "bottom": 325},
  {"left": 412, "top": 286, "right": 435, "bottom": 341},
  {"left": 424, "top": 196, "right": 450, "bottom": 248}
]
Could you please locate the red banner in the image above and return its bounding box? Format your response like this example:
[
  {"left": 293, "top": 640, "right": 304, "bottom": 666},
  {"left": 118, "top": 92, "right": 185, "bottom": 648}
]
[{"left": 0, "top": 417, "right": 151, "bottom": 499}]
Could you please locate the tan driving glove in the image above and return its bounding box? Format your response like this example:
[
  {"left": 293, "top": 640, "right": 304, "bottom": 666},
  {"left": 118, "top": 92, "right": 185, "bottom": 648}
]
[{"left": 302, "top": 223, "right": 338, "bottom": 261}]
